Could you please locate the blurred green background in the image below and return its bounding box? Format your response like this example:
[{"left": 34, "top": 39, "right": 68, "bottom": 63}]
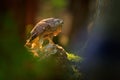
[{"left": 0, "top": 0, "right": 97, "bottom": 80}]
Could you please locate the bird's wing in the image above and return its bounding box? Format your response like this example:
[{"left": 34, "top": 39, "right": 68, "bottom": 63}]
[{"left": 28, "top": 22, "right": 49, "bottom": 42}]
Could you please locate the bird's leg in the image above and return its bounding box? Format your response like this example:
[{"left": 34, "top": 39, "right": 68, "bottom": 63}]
[
  {"left": 39, "top": 37, "right": 44, "bottom": 49},
  {"left": 48, "top": 37, "right": 54, "bottom": 44},
  {"left": 47, "top": 34, "right": 54, "bottom": 44}
]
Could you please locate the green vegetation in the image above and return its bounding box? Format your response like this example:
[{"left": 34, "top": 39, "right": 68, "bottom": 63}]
[{"left": 67, "top": 53, "right": 82, "bottom": 62}]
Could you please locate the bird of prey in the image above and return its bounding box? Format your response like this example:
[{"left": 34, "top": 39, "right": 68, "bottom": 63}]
[{"left": 25, "top": 18, "right": 63, "bottom": 48}]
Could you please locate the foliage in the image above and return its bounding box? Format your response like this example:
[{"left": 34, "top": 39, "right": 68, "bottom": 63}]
[{"left": 67, "top": 53, "right": 82, "bottom": 62}]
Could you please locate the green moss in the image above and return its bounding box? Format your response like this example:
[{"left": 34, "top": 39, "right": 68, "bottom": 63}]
[{"left": 67, "top": 53, "right": 82, "bottom": 62}]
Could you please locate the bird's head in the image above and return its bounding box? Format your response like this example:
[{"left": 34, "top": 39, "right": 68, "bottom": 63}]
[{"left": 41, "top": 18, "right": 63, "bottom": 27}]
